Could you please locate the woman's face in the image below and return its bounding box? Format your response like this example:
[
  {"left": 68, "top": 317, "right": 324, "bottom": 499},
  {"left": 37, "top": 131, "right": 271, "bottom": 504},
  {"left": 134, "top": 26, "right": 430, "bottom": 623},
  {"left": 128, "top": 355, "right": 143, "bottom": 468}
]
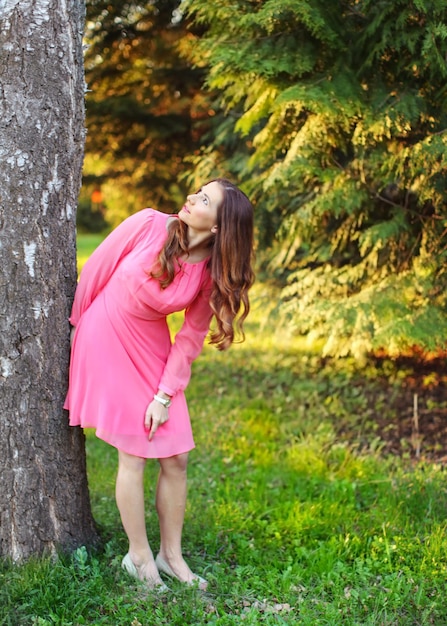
[{"left": 179, "top": 181, "right": 223, "bottom": 235}]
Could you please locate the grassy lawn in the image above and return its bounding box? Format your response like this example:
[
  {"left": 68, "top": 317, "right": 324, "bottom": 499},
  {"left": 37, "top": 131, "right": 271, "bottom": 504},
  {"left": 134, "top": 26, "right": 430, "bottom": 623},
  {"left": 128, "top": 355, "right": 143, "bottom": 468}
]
[
  {"left": 1, "top": 235, "right": 446, "bottom": 625},
  {"left": 76, "top": 233, "right": 106, "bottom": 273}
]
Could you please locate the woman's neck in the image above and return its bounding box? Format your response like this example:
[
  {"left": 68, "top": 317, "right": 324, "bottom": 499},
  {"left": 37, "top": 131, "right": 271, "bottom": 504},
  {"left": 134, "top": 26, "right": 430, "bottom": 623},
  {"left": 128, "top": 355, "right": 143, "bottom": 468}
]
[{"left": 185, "top": 229, "right": 213, "bottom": 260}]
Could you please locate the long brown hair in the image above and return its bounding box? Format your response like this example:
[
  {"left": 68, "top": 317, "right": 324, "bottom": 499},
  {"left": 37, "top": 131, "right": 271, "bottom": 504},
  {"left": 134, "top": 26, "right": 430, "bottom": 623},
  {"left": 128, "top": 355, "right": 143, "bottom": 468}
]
[{"left": 151, "top": 178, "right": 255, "bottom": 350}]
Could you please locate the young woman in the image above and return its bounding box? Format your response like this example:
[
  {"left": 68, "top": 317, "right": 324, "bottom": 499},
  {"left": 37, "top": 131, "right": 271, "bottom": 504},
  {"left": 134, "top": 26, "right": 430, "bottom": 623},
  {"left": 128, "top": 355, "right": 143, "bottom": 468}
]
[{"left": 65, "top": 179, "right": 255, "bottom": 590}]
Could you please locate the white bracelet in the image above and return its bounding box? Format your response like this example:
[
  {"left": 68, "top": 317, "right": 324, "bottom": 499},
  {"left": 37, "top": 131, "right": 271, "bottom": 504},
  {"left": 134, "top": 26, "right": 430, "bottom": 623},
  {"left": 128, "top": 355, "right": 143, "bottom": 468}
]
[{"left": 154, "top": 394, "right": 172, "bottom": 408}]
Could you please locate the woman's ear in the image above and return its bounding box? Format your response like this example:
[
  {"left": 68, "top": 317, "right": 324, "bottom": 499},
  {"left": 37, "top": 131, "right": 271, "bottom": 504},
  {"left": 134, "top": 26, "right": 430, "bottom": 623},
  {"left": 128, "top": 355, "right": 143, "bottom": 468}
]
[{"left": 211, "top": 224, "right": 218, "bottom": 234}]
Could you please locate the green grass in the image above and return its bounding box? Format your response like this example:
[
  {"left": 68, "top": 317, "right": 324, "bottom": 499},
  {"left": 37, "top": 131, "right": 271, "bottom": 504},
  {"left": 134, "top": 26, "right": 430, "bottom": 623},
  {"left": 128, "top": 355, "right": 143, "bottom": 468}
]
[
  {"left": 1, "top": 237, "right": 447, "bottom": 625},
  {"left": 76, "top": 233, "right": 106, "bottom": 273}
]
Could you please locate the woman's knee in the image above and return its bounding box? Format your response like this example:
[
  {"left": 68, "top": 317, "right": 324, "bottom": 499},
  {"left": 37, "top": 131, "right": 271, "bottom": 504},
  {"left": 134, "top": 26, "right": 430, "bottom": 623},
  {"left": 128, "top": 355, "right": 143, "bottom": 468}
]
[
  {"left": 118, "top": 449, "right": 147, "bottom": 474},
  {"left": 159, "top": 452, "right": 189, "bottom": 475}
]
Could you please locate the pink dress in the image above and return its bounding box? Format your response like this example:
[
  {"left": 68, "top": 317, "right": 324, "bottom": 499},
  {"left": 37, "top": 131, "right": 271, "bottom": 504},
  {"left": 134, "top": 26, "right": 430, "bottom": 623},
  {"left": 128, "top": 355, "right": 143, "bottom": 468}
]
[{"left": 64, "top": 209, "right": 213, "bottom": 458}]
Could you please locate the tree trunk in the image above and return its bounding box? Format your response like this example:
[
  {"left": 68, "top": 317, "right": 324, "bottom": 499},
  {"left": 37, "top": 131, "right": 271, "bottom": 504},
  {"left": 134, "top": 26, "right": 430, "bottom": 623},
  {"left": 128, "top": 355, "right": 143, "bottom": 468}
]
[{"left": 0, "top": 0, "right": 98, "bottom": 560}]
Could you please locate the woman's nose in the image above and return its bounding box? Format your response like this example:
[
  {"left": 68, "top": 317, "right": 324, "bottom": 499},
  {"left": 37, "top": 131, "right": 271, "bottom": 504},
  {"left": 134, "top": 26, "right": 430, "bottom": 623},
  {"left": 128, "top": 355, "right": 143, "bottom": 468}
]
[{"left": 187, "top": 193, "right": 196, "bottom": 203}]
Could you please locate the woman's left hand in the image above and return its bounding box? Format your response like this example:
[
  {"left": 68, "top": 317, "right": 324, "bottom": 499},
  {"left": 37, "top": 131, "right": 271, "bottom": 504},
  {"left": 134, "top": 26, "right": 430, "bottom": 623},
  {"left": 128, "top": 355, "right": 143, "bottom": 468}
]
[{"left": 144, "top": 399, "right": 169, "bottom": 441}]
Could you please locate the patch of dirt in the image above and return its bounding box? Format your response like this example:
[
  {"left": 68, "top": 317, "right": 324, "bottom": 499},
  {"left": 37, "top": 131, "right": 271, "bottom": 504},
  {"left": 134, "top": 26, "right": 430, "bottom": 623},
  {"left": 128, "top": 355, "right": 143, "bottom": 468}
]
[{"left": 362, "top": 354, "right": 447, "bottom": 463}]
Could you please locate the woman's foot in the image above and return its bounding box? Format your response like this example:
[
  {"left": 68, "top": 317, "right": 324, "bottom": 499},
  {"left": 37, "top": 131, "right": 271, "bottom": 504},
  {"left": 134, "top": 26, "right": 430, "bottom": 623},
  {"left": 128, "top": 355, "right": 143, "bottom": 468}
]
[
  {"left": 122, "top": 553, "right": 168, "bottom": 592},
  {"left": 155, "top": 553, "right": 208, "bottom": 591}
]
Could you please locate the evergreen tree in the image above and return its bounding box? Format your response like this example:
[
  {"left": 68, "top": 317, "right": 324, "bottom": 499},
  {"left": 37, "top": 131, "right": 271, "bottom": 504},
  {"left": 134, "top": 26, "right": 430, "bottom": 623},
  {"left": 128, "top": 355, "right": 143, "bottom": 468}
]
[{"left": 183, "top": 0, "right": 447, "bottom": 356}]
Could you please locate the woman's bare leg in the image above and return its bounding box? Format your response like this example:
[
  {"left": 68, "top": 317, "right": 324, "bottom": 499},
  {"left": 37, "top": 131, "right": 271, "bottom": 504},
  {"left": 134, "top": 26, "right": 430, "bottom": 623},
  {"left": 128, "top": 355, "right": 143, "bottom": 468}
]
[
  {"left": 156, "top": 452, "right": 205, "bottom": 585},
  {"left": 116, "top": 449, "right": 163, "bottom": 586}
]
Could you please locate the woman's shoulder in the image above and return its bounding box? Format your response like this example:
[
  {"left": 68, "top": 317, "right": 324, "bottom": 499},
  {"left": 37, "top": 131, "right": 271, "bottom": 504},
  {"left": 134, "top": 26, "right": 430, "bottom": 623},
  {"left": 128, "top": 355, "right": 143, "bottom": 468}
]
[
  {"left": 112, "top": 209, "right": 171, "bottom": 249},
  {"left": 125, "top": 208, "right": 175, "bottom": 233},
  {"left": 138, "top": 208, "right": 178, "bottom": 230}
]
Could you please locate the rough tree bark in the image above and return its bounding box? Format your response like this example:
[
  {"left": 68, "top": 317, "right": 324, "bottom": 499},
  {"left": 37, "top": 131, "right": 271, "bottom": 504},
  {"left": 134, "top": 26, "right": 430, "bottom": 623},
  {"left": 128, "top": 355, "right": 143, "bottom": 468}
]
[{"left": 0, "top": 0, "right": 98, "bottom": 560}]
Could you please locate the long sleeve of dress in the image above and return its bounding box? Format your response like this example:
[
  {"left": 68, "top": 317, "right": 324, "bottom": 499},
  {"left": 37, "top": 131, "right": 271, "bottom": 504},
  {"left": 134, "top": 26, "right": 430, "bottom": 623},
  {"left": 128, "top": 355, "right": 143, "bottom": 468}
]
[
  {"left": 158, "top": 278, "right": 214, "bottom": 396},
  {"left": 70, "top": 210, "right": 155, "bottom": 326}
]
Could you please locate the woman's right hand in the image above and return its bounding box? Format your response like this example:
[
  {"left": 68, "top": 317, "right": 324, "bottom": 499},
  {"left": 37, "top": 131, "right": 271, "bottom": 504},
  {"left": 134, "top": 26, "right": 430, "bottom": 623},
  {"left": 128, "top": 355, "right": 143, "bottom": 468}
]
[{"left": 144, "top": 399, "right": 170, "bottom": 441}]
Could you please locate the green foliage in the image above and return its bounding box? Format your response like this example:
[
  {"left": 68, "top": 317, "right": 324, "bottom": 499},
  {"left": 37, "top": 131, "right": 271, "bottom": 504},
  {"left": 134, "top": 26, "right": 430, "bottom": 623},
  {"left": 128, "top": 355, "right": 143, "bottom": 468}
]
[
  {"left": 79, "top": 0, "right": 447, "bottom": 354},
  {"left": 76, "top": 197, "right": 109, "bottom": 234},
  {"left": 82, "top": 1, "right": 209, "bottom": 223},
  {"left": 182, "top": 0, "right": 447, "bottom": 356}
]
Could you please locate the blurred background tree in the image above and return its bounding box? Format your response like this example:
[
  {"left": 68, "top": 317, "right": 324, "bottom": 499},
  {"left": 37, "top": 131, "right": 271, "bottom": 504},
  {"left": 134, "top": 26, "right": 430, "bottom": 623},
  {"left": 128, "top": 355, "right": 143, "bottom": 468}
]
[
  {"left": 82, "top": 0, "right": 447, "bottom": 357},
  {"left": 81, "top": 0, "right": 210, "bottom": 227}
]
